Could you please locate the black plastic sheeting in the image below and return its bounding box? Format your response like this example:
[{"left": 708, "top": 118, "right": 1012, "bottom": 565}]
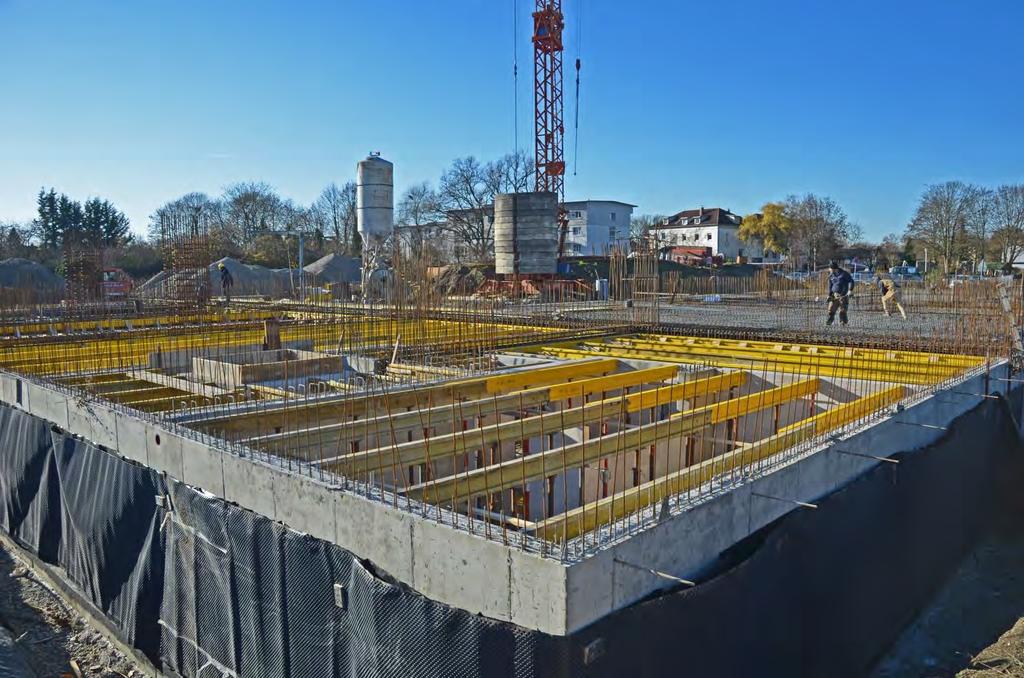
[
  {"left": 0, "top": 394, "right": 1021, "bottom": 677},
  {"left": 569, "top": 392, "right": 1024, "bottom": 678},
  {"left": 0, "top": 403, "right": 568, "bottom": 677}
]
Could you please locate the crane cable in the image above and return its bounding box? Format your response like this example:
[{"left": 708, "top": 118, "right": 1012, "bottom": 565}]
[
  {"left": 513, "top": 0, "right": 519, "bottom": 155},
  {"left": 572, "top": 0, "right": 582, "bottom": 176}
]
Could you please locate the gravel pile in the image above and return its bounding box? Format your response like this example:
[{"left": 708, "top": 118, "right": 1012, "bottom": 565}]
[{"left": 0, "top": 258, "right": 63, "bottom": 290}]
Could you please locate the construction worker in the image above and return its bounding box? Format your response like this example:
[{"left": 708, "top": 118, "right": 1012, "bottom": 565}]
[
  {"left": 875, "top": 272, "right": 907, "bottom": 319},
  {"left": 826, "top": 261, "right": 854, "bottom": 326},
  {"left": 218, "top": 262, "right": 234, "bottom": 305}
]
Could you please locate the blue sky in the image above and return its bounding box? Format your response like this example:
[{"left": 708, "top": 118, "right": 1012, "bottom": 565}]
[{"left": 1, "top": 0, "right": 1022, "bottom": 240}]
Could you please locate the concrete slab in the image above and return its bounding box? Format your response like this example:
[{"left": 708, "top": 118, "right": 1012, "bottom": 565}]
[
  {"left": 565, "top": 549, "right": 615, "bottom": 633},
  {"left": 272, "top": 472, "right": 336, "bottom": 542},
  {"left": 509, "top": 548, "right": 568, "bottom": 634},
  {"left": 25, "top": 382, "right": 68, "bottom": 429},
  {"left": 66, "top": 399, "right": 118, "bottom": 449},
  {"left": 221, "top": 453, "right": 276, "bottom": 518},
  {"left": 411, "top": 519, "right": 512, "bottom": 622},
  {"left": 334, "top": 492, "right": 416, "bottom": 583},
  {"left": 145, "top": 424, "right": 183, "bottom": 479},
  {"left": 179, "top": 436, "right": 225, "bottom": 497}
]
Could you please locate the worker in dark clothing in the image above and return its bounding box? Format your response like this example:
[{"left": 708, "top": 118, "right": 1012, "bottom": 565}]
[
  {"left": 218, "top": 262, "right": 234, "bottom": 305},
  {"left": 826, "top": 261, "right": 855, "bottom": 326}
]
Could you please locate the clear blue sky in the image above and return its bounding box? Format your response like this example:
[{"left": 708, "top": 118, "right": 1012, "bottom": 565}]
[{"left": 1, "top": 0, "right": 1022, "bottom": 241}]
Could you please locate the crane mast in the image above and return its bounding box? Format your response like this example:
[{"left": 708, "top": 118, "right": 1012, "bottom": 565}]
[{"left": 532, "top": 0, "right": 568, "bottom": 259}]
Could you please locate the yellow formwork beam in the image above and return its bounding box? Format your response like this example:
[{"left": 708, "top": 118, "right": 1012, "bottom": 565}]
[
  {"left": 528, "top": 343, "right": 960, "bottom": 386},
  {"left": 589, "top": 338, "right": 976, "bottom": 380},
  {"left": 780, "top": 385, "right": 905, "bottom": 436},
  {"left": 325, "top": 371, "right": 747, "bottom": 477},
  {"left": 406, "top": 410, "right": 715, "bottom": 504},
  {"left": 0, "top": 317, "right": 563, "bottom": 377},
  {"left": 404, "top": 376, "right": 812, "bottom": 504},
  {"left": 633, "top": 334, "right": 983, "bottom": 370},
  {"left": 194, "top": 358, "right": 622, "bottom": 435},
  {"left": 533, "top": 383, "right": 904, "bottom": 541},
  {"left": 242, "top": 364, "right": 683, "bottom": 450}
]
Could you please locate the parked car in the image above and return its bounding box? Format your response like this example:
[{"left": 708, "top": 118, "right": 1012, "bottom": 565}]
[{"left": 948, "top": 274, "right": 981, "bottom": 288}]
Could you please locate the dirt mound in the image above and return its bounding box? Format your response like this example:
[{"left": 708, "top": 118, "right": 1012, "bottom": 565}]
[
  {"left": 304, "top": 253, "right": 360, "bottom": 284},
  {"left": 0, "top": 258, "right": 63, "bottom": 290},
  {"left": 136, "top": 257, "right": 296, "bottom": 298},
  {"left": 433, "top": 264, "right": 491, "bottom": 295}
]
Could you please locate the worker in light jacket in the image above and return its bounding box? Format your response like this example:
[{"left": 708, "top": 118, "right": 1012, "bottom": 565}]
[
  {"left": 826, "top": 261, "right": 855, "bottom": 326},
  {"left": 875, "top": 272, "right": 907, "bottom": 319}
]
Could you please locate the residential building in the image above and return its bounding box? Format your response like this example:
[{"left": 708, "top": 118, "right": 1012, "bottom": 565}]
[
  {"left": 650, "top": 207, "right": 780, "bottom": 262},
  {"left": 563, "top": 200, "right": 636, "bottom": 255}
]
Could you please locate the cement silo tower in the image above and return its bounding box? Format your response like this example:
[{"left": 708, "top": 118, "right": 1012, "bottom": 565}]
[
  {"left": 356, "top": 153, "right": 394, "bottom": 301},
  {"left": 356, "top": 153, "right": 394, "bottom": 241}
]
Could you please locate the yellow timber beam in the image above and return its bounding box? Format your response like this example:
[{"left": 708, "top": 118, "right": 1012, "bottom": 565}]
[
  {"left": 240, "top": 364, "right": 683, "bottom": 450},
  {"left": 403, "top": 376, "right": 815, "bottom": 504},
  {"left": 193, "top": 358, "right": 623, "bottom": 435},
  {"left": 322, "top": 371, "right": 747, "bottom": 477},
  {"left": 533, "top": 384, "right": 905, "bottom": 541},
  {"left": 528, "top": 344, "right": 958, "bottom": 386}
]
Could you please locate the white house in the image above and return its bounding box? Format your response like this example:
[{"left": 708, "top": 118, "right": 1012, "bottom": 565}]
[
  {"left": 563, "top": 200, "right": 636, "bottom": 255},
  {"left": 650, "top": 207, "right": 778, "bottom": 262}
]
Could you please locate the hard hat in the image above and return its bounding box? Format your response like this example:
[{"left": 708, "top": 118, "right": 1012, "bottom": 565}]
[{"left": 217, "top": 262, "right": 225, "bottom": 269}]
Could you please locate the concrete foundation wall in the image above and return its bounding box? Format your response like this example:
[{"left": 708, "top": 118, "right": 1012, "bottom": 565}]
[{"left": 0, "top": 363, "right": 1007, "bottom": 637}]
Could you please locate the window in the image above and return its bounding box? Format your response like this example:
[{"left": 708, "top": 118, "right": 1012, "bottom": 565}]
[
  {"left": 571, "top": 211, "right": 583, "bottom": 218},
  {"left": 572, "top": 243, "right": 583, "bottom": 253},
  {"left": 706, "top": 233, "right": 712, "bottom": 240},
  {"left": 609, "top": 228, "right": 617, "bottom": 239},
  {"left": 572, "top": 227, "right": 581, "bottom": 235},
  {"left": 610, "top": 212, "right": 616, "bottom": 221}
]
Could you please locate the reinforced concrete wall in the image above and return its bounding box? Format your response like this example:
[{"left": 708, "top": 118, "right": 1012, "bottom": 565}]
[{"left": 0, "top": 363, "right": 1014, "bottom": 637}]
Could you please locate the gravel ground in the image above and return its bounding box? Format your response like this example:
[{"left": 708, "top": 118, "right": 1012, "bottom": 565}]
[{"left": 0, "top": 537, "right": 142, "bottom": 677}]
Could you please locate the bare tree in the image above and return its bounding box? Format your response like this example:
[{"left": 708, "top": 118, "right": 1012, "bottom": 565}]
[
  {"left": 905, "top": 181, "right": 987, "bottom": 274},
  {"left": 437, "top": 154, "right": 536, "bottom": 261},
  {"left": 312, "top": 182, "right": 357, "bottom": 254},
  {"left": 149, "top": 192, "right": 224, "bottom": 242},
  {"left": 397, "top": 182, "right": 441, "bottom": 261},
  {"left": 629, "top": 214, "right": 667, "bottom": 249},
  {"left": 992, "top": 184, "right": 1024, "bottom": 267},
  {"left": 784, "top": 194, "right": 854, "bottom": 268},
  {"left": 438, "top": 157, "right": 496, "bottom": 261},
  {"left": 223, "top": 182, "right": 286, "bottom": 240}
]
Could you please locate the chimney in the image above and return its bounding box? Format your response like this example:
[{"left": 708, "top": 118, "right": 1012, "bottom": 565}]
[{"left": 699, "top": 206, "right": 704, "bottom": 217}]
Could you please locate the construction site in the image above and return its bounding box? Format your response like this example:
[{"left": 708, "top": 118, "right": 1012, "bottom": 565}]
[
  {"left": 0, "top": 178, "right": 1021, "bottom": 676},
  {"left": 2, "top": 4, "right": 1023, "bottom": 678}
]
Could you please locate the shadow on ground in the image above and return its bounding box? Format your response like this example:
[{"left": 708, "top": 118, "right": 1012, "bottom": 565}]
[{"left": 872, "top": 520, "right": 1024, "bottom": 677}]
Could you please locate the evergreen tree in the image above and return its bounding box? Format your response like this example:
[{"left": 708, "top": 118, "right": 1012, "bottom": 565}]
[{"left": 34, "top": 188, "right": 61, "bottom": 248}]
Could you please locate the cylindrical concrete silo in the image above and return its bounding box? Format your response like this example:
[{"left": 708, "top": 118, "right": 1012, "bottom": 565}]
[
  {"left": 356, "top": 153, "right": 394, "bottom": 240},
  {"left": 493, "top": 191, "right": 558, "bottom": 275}
]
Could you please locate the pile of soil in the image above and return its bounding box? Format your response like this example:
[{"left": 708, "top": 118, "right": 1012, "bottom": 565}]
[
  {"left": 0, "top": 258, "right": 63, "bottom": 290},
  {"left": 136, "top": 257, "right": 295, "bottom": 298},
  {"left": 304, "top": 253, "right": 360, "bottom": 285},
  {"left": 433, "top": 264, "right": 492, "bottom": 295}
]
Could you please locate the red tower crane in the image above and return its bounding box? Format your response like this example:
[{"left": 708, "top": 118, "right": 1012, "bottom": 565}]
[{"left": 532, "top": 0, "right": 569, "bottom": 260}]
